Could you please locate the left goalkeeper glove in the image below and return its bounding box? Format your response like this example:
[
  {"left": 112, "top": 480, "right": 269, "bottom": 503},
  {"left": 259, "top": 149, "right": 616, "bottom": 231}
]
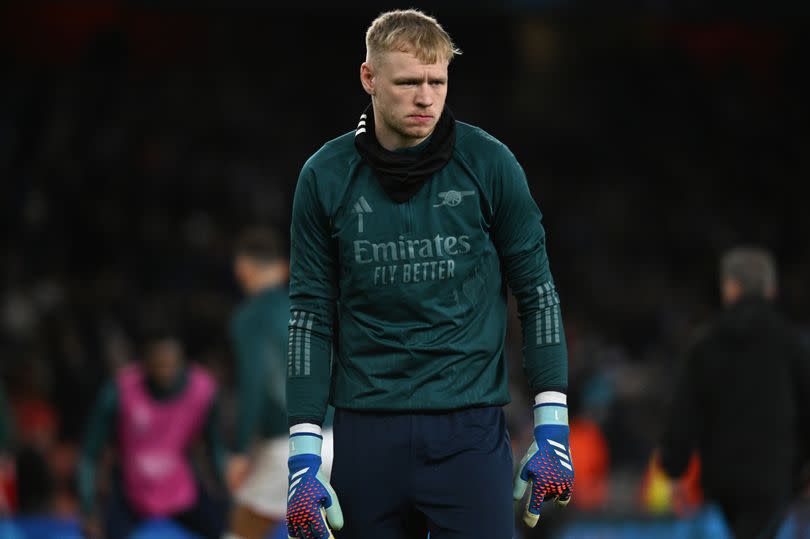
[
  {"left": 286, "top": 431, "right": 343, "bottom": 539},
  {"left": 513, "top": 391, "right": 574, "bottom": 527}
]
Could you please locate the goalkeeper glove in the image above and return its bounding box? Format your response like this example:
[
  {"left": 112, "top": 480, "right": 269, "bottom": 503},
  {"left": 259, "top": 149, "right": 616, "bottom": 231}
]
[
  {"left": 513, "top": 392, "right": 574, "bottom": 527},
  {"left": 286, "top": 429, "right": 343, "bottom": 539}
]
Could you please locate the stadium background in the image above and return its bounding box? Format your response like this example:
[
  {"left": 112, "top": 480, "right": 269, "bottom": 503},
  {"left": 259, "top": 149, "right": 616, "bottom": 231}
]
[{"left": 1, "top": 0, "right": 809, "bottom": 537}]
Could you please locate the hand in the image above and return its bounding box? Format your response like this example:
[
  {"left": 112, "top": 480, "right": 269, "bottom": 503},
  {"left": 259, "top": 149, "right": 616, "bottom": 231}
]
[
  {"left": 513, "top": 398, "right": 575, "bottom": 527},
  {"left": 226, "top": 454, "right": 251, "bottom": 492},
  {"left": 286, "top": 432, "right": 343, "bottom": 539}
]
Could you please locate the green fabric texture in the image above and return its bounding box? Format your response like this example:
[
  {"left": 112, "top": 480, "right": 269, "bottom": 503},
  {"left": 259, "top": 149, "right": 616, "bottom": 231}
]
[
  {"left": 231, "top": 286, "right": 293, "bottom": 449},
  {"left": 287, "top": 121, "right": 568, "bottom": 424},
  {"left": 232, "top": 286, "right": 334, "bottom": 446}
]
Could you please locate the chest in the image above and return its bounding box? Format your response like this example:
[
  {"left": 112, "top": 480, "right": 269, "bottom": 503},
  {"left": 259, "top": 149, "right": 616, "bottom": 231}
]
[
  {"left": 333, "top": 166, "right": 488, "bottom": 244},
  {"left": 330, "top": 166, "right": 497, "bottom": 293},
  {"left": 118, "top": 388, "right": 203, "bottom": 447}
]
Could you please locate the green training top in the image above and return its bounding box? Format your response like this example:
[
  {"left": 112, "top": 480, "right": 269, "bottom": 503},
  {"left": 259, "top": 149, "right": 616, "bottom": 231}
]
[
  {"left": 232, "top": 286, "right": 335, "bottom": 449},
  {"left": 77, "top": 368, "right": 225, "bottom": 516},
  {"left": 287, "top": 121, "right": 568, "bottom": 425},
  {"left": 231, "top": 285, "right": 293, "bottom": 449}
]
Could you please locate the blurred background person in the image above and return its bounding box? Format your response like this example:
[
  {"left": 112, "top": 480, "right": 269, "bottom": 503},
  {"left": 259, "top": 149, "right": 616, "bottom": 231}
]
[
  {"left": 659, "top": 247, "right": 810, "bottom": 539},
  {"left": 226, "top": 227, "right": 335, "bottom": 539},
  {"left": 78, "top": 325, "right": 228, "bottom": 538}
]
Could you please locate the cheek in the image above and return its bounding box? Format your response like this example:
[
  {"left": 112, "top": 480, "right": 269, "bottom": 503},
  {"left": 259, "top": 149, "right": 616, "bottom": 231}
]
[
  {"left": 383, "top": 89, "right": 406, "bottom": 106},
  {"left": 382, "top": 92, "right": 408, "bottom": 115}
]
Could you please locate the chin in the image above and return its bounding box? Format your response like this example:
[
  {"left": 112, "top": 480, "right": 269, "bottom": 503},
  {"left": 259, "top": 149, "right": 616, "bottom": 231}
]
[{"left": 404, "top": 126, "right": 434, "bottom": 139}]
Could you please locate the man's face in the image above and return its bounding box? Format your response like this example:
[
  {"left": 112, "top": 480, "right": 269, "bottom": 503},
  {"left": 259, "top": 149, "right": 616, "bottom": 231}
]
[
  {"left": 144, "top": 339, "right": 183, "bottom": 388},
  {"left": 361, "top": 49, "right": 449, "bottom": 149}
]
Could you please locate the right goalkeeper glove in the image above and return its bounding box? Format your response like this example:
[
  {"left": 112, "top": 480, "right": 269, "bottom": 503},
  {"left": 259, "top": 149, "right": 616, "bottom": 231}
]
[
  {"left": 286, "top": 430, "right": 343, "bottom": 539},
  {"left": 513, "top": 392, "right": 575, "bottom": 527}
]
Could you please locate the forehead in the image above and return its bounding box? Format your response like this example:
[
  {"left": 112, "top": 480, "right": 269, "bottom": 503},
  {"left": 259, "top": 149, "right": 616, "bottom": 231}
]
[{"left": 376, "top": 49, "right": 448, "bottom": 77}]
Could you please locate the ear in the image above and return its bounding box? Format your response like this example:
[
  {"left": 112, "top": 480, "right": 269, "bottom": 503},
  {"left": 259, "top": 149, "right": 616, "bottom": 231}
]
[
  {"left": 721, "top": 278, "right": 742, "bottom": 305},
  {"left": 360, "top": 62, "right": 375, "bottom": 96}
]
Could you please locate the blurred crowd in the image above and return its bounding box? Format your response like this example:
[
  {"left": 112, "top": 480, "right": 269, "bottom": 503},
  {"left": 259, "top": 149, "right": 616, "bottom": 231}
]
[{"left": 2, "top": 5, "right": 810, "bottom": 530}]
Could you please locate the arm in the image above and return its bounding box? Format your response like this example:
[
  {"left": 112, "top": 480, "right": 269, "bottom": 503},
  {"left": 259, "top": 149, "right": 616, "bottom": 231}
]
[
  {"left": 286, "top": 164, "right": 338, "bottom": 428},
  {"left": 285, "top": 163, "right": 344, "bottom": 537},
  {"left": 203, "top": 391, "right": 227, "bottom": 489},
  {"left": 493, "top": 148, "right": 573, "bottom": 526},
  {"left": 231, "top": 318, "right": 268, "bottom": 454},
  {"left": 490, "top": 147, "right": 567, "bottom": 396},
  {"left": 78, "top": 381, "right": 118, "bottom": 517}
]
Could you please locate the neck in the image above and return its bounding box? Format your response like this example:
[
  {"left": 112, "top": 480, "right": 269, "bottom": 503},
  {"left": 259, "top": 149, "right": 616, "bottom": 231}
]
[
  {"left": 146, "top": 367, "right": 187, "bottom": 400},
  {"left": 247, "top": 266, "right": 288, "bottom": 295}
]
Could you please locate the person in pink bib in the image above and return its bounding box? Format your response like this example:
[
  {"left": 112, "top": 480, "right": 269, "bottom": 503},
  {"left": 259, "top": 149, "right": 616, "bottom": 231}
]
[{"left": 79, "top": 326, "right": 228, "bottom": 538}]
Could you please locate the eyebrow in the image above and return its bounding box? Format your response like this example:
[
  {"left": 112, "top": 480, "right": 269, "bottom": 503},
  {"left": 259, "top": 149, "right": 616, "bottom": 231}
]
[{"left": 393, "top": 76, "right": 447, "bottom": 84}]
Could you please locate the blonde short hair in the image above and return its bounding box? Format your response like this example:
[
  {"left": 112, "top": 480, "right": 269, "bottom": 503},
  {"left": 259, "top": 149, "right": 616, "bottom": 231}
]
[{"left": 365, "top": 9, "right": 461, "bottom": 66}]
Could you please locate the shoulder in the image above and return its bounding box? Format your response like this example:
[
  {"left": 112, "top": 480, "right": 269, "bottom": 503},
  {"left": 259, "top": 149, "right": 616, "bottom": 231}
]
[
  {"left": 453, "top": 122, "right": 528, "bottom": 210},
  {"left": 92, "top": 378, "right": 120, "bottom": 416},
  {"left": 189, "top": 364, "right": 218, "bottom": 396},
  {"left": 454, "top": 121, "right": 517, "bottom": 167},
  {"left": 115, "top": 364, "right": 142, "bottom": 388},
  {"left": 453, "top": 121, "right": 524, "bottom": 196},
  {"left": 295, "top": 131, "right": 360, "bottom": 215},
  {"left": 231, "top": 296, "right": 256, "bottom": 334},
  {"left": 301, "top": 131, "right": 359, "bottom": 177},
  {"left": 233, "top": 288, "right": 288, "bottom": 329},
  {"left": 99, "top": 378, "right": 120, "bottom": 403}
]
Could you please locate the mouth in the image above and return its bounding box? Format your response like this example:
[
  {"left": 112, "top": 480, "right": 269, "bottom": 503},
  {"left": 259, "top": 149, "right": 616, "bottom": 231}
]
[{"left": 407, "top": 114, "right": 434, "bottom": 123}]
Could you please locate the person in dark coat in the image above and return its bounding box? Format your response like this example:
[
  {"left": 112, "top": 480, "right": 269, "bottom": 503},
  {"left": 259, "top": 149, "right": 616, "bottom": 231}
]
[{"left": 660, "top": 246, "right": 810, "bottom": 539}]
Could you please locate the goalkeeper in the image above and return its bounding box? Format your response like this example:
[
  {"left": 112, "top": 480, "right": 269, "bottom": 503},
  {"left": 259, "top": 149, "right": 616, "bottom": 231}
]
[{"left": 285, "top": 9, "right": 573, "bottom": 539}]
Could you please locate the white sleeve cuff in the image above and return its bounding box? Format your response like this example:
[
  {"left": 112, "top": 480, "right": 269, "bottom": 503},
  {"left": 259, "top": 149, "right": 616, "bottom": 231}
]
[
  {"left": 290, "top": 423, "right": 322, "bottom": 436},
  {"left": 535, "top": 391, "right": 567, "bottom": 406}
]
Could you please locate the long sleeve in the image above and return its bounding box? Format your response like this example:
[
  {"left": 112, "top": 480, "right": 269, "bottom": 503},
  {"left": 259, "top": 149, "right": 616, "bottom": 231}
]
[
  {"left": 78, "top": 380, "right": 117, "bottom": 516},
  {"left": 231, "top": 317, "right": 268, "bottom": 453},
  {"left": 203, "top": 392, "right": 227, "bottom": 488},
  {"left": 287, "top": 164, "right": 338, "bottom": 426},
  {"left": 491, "top": 147, "right": 568, "bottom": 393}
]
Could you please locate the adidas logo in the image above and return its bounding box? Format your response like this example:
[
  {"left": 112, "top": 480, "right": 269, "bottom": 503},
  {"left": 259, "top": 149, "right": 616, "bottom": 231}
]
[
  {"left": 353, "top": 196, "right": 373, "bottom": 233},
  {"left": 547, "top": 439, "right": 573, "bottom": 471},
  {"left": 355, "top": 114, "right": 367, "bottom": 136}
]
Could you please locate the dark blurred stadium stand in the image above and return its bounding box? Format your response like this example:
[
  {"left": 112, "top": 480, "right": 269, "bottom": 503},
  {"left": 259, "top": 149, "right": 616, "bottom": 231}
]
[{"left": 1, "top": 1, "right": 809, "bottom": 537}]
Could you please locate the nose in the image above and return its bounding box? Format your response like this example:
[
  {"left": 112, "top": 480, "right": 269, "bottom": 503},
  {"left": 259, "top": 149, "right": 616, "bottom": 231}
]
[{"left": 414, "top": 82, "right": 433, "bottom": 107}]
